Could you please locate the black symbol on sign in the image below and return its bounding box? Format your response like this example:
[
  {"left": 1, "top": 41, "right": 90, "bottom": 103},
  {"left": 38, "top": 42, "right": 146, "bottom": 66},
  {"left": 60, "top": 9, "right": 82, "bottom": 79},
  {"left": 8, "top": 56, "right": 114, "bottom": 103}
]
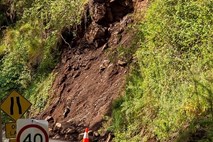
[
  {"left": 23, "top": 134, "right": 43, "bottom": 142},
  {"left": 10, "top": 97, "right": 22, "bottom": 115}
]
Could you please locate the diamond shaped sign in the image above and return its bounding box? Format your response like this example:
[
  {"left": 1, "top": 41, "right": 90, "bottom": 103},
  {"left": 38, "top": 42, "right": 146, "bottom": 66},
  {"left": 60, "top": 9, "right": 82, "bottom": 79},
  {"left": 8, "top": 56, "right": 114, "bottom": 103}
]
[{"left": 1, "top": 91, "right": 32, "bottom": 121}]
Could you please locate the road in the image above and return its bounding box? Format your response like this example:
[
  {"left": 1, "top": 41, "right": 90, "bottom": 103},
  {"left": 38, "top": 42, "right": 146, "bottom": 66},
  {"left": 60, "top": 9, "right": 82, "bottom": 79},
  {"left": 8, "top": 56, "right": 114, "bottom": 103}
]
[
  {"left": 49, "top": 140, "right": 68, "bottom": 142},
  {"left": 3, "top": 138, "right": 68, "bottom": 142},
  {"left": 3, "top": 139, "right": 67, "bottom": 142}
]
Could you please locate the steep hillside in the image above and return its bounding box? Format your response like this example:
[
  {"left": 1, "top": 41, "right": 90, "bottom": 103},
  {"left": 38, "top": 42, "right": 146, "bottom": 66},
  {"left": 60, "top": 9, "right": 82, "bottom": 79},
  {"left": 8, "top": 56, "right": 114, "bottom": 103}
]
[
  {"left": 1, "top": 0, "right": 212, "bottom": 142},
  {"left": 0, "top": 0, "right": 86, "bottom": 122},
  {"left": 38, "top": 0, "right": 148, "bottom": 141}
]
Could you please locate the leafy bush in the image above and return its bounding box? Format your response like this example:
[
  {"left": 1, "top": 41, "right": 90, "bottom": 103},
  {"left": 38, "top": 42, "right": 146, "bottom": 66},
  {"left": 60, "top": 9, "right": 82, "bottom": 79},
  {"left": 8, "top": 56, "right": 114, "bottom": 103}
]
[
  {"left": 0, "top": 0, "right": 87, "bottom": 121},
  {"left": 0, "top": 47, "right": 31, "bottom": 99},
  {"left": 112, "top": 0, "right": 213, "bottom": 141}
]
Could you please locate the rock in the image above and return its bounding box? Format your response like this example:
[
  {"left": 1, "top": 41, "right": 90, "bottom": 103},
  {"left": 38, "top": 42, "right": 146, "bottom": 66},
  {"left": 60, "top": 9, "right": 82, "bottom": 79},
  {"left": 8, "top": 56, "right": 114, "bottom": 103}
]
[
  {"left": 108, "top": 15, "right": 134, "bottom": 46},
  {"left": 100, "top": 60, "right": 110, "bottom": 71},
  {"left": 118, "top": 60, "right": 127, "bottom": 66},
  {"left": 85, "top": 22, "right": 106, "bottom": 44},
  {"left": 65, "top": 134, "right": 69, "bottom": 139},
  {"left": 113, "top": 34, "right": 122, "bottom": 44},
  {"left": 93, "top": 131, "right": 100, "bottom": 137},
  {"left": 78, "top": 133, "right": 84, "bottom": 140},
  {"left": 49, "top": 128, "right": 55, "bottom": 137},
  {"left": 120, "top": 14, "right": 133, "bottom": 27},
  {"left": 61, "top": 57, "right": 67, "bottom": 64},
  {"left": 94, "top": 3, "right": 106, "bottom": 23},
  {"left": 63, "top": 107, "right": 70, "bottom": 118},
  {"left": 90, "top": 2, "right": 106, "bottom": 23},
  {"left": 45, "top": 116, "right": 54, "bottom": 123},
  {"left": 109, "top": 0, "right": 134, "bottom": 22},
  {"left": 64, "top": 127, "right": 75, "bottom": 134},
  {"left": 55, "top": 123, "right": 62, "bottom": 130},
  {"left": 73, "top": 64, "right": 80, "bottom": 70},
  {"left": 53, "top": 134, "right": 61, "bottom": 139}
]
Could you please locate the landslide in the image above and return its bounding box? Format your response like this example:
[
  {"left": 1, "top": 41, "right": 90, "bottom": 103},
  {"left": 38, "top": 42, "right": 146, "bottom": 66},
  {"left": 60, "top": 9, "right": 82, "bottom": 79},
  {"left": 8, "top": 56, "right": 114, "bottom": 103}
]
[{"left": 38, "top": 0, "right": 148, "bottom": 141}]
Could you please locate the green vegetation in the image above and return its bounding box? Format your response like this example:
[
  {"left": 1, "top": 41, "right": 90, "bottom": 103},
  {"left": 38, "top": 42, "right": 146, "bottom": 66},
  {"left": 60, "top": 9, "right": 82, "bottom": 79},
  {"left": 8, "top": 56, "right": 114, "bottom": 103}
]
[
  {"left": 24, "top": 73, "right": 56, "bottom": 115},
  {"left": 1, "top": 0, "right": 212, "bottom": 141},
  {"left": 111, "top": 0, "right": 213, "bottom": 141},
  {"left": 0, "top": 0, "right": 86, "bottom": 121}
]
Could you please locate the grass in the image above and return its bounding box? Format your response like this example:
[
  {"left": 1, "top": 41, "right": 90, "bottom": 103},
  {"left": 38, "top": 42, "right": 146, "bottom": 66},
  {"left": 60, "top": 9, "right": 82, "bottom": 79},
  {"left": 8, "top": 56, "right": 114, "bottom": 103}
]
[
  {"left": 24, "top": 73, "right": 56, "bottom": 115},
  {"left": 111, "top": 0, "right": 213, "bottom": 141}
]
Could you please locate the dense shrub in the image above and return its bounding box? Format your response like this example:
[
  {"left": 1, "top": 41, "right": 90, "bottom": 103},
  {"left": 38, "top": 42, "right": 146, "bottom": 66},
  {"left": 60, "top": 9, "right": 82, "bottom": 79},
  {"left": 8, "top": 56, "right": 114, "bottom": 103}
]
[
  {"left": 112, "top": 0, "right": 213, "bottom": 141},
  {"left": 0, "top": 47, "right": 31, "bottom": 99}
]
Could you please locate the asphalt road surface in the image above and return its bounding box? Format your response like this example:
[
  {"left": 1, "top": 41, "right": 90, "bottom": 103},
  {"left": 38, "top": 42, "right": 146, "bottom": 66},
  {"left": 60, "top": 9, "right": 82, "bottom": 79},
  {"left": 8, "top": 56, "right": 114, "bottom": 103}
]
[
  {"left": 3, "top": 138, "right": 68, "bottom": 142},
  {"left": 4, "top": 139, "right": 68, "bottom": 142},
  {"left": 49, "top": 140, "right": 68, "bottom": 142}
]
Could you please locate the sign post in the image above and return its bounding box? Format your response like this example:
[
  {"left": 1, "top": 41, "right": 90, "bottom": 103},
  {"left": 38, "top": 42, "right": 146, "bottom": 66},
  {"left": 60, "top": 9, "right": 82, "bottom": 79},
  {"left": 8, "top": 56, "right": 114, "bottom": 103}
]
[{"left": 0, "top": 109, "right": 2, "bottom": 142}]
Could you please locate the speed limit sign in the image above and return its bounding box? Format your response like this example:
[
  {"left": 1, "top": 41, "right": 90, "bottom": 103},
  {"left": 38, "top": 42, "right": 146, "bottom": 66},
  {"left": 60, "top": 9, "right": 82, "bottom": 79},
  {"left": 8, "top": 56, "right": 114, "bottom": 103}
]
[{"left": 17, "top": 119, "right": 49, "bottom": 142}]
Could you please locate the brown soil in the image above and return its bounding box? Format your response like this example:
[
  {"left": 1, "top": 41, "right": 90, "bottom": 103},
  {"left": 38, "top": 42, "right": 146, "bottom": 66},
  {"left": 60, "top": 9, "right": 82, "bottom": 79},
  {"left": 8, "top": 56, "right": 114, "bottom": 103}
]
[{"left": 37, "top": 0, "right": 148, "bottom": 141}]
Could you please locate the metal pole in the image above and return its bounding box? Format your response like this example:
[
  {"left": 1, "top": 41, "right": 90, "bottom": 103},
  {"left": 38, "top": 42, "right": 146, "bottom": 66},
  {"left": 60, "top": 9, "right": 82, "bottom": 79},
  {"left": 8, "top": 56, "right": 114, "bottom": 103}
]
[{"left": 0, "top": 109, "right": 2, "bottom": 142}]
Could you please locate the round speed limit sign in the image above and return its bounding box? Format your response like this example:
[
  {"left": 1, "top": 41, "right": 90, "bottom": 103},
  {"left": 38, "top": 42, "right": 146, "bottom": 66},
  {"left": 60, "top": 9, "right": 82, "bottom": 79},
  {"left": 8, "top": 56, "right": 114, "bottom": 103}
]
[{"left": 17, "top": 119, "right": 49, "bottom": 142}]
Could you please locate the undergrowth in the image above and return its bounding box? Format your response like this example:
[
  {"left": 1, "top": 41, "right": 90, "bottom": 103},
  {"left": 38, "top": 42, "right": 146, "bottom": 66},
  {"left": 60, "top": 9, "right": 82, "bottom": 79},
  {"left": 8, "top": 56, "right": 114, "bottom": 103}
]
[
  {"left": 0, "top": 0, "right": 87, "bottom": 121},
  {"left": 24, "top": 73, "right": 56, "bottom": 115},
  {"left": 111, "top": 0, "right": 213, "bottom": 141}
]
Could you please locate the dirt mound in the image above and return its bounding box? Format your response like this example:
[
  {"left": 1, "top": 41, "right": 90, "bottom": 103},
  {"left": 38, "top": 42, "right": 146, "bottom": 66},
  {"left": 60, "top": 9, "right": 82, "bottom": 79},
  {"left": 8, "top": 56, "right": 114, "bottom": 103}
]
[{"left": 38, "top": 0, "right": 148, "bottom": 141}]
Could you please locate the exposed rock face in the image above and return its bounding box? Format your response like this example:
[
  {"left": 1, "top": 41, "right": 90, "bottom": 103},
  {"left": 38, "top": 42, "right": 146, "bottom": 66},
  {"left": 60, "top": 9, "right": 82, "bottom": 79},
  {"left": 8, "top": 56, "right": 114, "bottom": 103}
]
[
  {"left": 38, "top": 0, "right": 148, "bottom": 141},
  {"left": 85, "top": 22, "right": 107, "bottom": 47},
  {"left": 45, "top": 116, "right": 54, "bottom": 123},
  {"left": 89, "top": 0, "right": 134, "bottom": 24},
  {"left": 90, "top": 2, "right": 106, "bottom": 23},
  {"left": 109, "top": 0, "right": 134, "bottom": 22}
]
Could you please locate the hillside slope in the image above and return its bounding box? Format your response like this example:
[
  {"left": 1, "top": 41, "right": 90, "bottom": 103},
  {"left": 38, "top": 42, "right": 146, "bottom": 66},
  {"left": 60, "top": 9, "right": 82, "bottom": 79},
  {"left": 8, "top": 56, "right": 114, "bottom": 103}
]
[
  {"left": 38, "top": 0, "right": 147, "bottom": 141},
  {"left": 1, "top": 0, "right": 211, "bottom": 142},
  {"left": 111, "top": 0, "right": 213, "bottom": 142}
]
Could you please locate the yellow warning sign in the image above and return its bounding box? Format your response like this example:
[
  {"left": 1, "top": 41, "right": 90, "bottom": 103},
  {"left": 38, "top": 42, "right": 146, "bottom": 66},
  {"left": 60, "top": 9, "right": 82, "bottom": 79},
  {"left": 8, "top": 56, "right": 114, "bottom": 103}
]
[
  {"left": 5, "top": 122, "right": 16, "bottom": 138},
  {"left": 0, "top": 91, "right": 32, "bottom": 121}
]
